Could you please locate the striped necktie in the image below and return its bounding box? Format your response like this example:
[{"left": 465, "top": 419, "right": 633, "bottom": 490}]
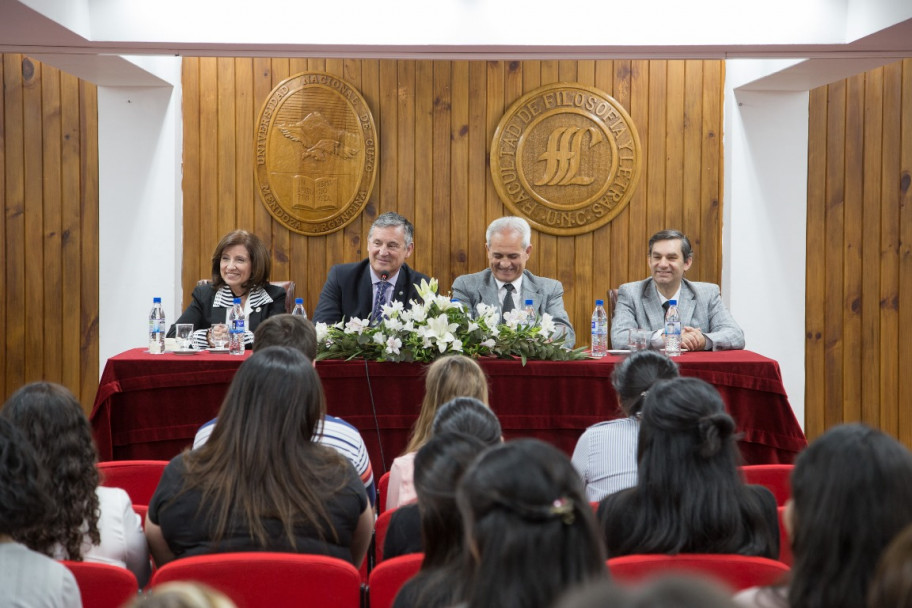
[{"left": 372, "top": 281, "right": 391, "bottom": 324}]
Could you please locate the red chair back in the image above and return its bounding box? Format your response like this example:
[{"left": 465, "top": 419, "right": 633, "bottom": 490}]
[
  {"left": 777, "top": 506, "right": 792, "bottom": 566},
  {"left": 149, "top": 552, "right": 361, "bottom": 608},
  {"left": 61, "top": 560, "right": 138, "bottom": 608},
  {"left": 740, "top": 464, "right": 794, "bottom": 506},
  {"left": 368, "top": 553, "right": 424, "bottom": 608},
  {"left": 608, "top": 554, "right": 790, "bottom": 592},
  {"left": 97, "top": 460, "right": 168, "bottom": 506},
  {"left": 374, "top": 508, "right": 396, "bottom": 564},
  {"left": 377, "top": 471, "right": 391, "bottom": 513}
]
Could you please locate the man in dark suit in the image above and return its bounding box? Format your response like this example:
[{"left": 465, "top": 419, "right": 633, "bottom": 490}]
[
  {"left": 451, "top": 216, "right": 575, "bottom": 347},
  {"left": 313, "top": 212, "right": 430, "bottom": 324},
  {"left": 610, "top": 229, "right": 745, "bottom": 351}
]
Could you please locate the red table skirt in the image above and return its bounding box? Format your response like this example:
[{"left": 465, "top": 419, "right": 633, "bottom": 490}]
[{"left": 90, "top": 349, "right": 807, "bottom": 473}]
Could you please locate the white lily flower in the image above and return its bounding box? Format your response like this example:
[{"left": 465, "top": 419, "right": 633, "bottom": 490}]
[
  {"left": 451, "top": 339, "right": 463, "bottom": 352},
  {"left": 503, "top": 309, "right": 526, "bottom": 329},
  {"left": 539, "top": 313, "right": 556, "bottom": 338},
  {"left": 468, "top": 322, "right": 479, "bottom": 332},
  {"left": 383, "top": 317, "right": 404, "bottom": 332},
  {"left": 315, "top": 322, "right": 330, "bottom": 342},
  {"left": 384, "top": 300, "right": 405, "bottom": 317},
  {"left": 373, "top": 332, "right": 387, "bottom": 345},
  {"left": 344, "top": 318, "right": 369, "bottom": 335},
  {"left": 385, "top": 336, "right": 402, "bottom": 355},
  {"left": 481, "top": 338, "right": 496, "bottom": 348}
]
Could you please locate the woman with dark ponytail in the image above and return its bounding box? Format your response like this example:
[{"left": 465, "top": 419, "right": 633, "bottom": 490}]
[{"left": 597, "top": 376, "right": 779, "bottom": 558}]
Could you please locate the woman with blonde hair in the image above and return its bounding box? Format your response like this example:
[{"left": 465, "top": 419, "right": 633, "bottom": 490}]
[{"left": 386, "top": 355, "right": 489, "bottom": 509}]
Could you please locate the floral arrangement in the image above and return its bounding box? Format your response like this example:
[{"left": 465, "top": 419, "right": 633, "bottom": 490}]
[{"left": 315, "top": 278, "right": 589, "bottom": 364}]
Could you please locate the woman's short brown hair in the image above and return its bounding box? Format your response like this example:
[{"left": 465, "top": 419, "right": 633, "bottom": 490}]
[{"left": 210, "top": 230, "right": 271, "bottom": 290}]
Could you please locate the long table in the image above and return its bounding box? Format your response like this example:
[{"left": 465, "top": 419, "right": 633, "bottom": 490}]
[{"left": 90, "top": 349, "right": 807, "bottom": 473}]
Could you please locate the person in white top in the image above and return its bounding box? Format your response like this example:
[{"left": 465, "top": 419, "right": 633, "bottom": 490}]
[
  {"left": 2, "top": 381, "right": 150, "bottom": 587},
  {"left": 0, "top": 417, "right": 82, "bottom": 608},
  {"left": 386, "top": 355, "right": 489, "bottom": 510},
  {"left": 571, "top": 350, "right": 678, "bottom": 501}
]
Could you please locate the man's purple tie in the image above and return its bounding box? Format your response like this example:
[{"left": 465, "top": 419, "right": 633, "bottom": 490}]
[{"left": 372, "top": 281, "right": 391, "bottom": 324}]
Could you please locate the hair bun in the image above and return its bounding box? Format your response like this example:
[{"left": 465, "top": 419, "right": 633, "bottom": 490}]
[{"left": 697, "top": 413, "right": 735, "bottom": 457}]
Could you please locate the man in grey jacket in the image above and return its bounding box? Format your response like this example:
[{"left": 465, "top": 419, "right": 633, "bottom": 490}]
[
  {"left": 451, "top": 216, "right": 575, "bottom": 347},
  {"left": 610, "top": 229, "right": 745, "bottom": 351}
]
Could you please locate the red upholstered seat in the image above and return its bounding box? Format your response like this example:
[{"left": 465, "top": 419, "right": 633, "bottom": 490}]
[
  {"left": 368, "top": 553, "right": 424, "bottom": 608},
  {"left": 376, "top": 471, "right": 391, "bottom": 514},
  {"left": 740, "top": 464, "right": 794, "bottom": 506},
  {"left": 777, "top": 506, "right": 792, "bottom": 566},
  {"left": 149, "top": 552, "right": 361, "bottom": 608},
  {"left": 97, "top": 460, "right": 168, "bottom": 506},
  {"left": 61, "top": 560, "right": 138, "bottom": 608},
  {"left": 608, "top": 553, "right": 790, "bottom": 592},
  {"left": 374, "top": 508, "right": 397, "bottom": 564}
]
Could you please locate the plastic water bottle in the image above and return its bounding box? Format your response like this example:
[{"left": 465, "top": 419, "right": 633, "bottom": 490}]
[
  {"left": 148, "top": 297, "right": 166, "bottom": 354},
  {"left": 291, "top": 297, "right": 307, "bottom": 318},
  {"left": 590, "top": 299, "right": 608, "bottom": 358},
  {"left": 523, "top": 299, "right": 536, "bottom": 325},
  {"left": 228, "top": 297, "right": 246, "bottom": 356},
  {"left": 664, "top": 299, "right": 682, "bottom": 357}
]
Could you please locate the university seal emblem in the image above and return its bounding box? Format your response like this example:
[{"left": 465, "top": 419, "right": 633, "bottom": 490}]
[
  {"left": 490, "top": 83, "right": 642, "bottom": 236},
  {"left": 255, "top": 72, "right": 378, "bottom": 235}
]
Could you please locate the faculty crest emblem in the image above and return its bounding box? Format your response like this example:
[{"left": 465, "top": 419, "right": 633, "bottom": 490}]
[
  {"left": 491, "top": 83, "right": 642, "bottom": 236},
  {"left": 255, "top": 72, "right": 378, "bottom": 235}
]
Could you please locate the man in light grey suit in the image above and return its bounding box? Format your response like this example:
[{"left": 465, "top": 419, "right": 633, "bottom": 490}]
[
  {"left": 451, "top": 216, "right": 575, "bottom": 347},
  {"left": 610, "top": 229, "right": 744, "bottom": 351}
]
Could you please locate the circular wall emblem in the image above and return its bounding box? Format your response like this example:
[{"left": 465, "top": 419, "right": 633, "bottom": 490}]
[
  {"left": 255, "top": 72, "right": 378, "bottom": 236},
  {"left": 490, "top": 83, "right": 642, "bottom": 236}
]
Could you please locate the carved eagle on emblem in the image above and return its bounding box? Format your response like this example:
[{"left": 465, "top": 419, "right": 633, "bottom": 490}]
[{"left": 277, "top": 112, "right": 361, "bottom": 161}]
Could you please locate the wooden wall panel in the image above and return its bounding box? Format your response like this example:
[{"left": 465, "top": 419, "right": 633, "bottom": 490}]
[
  {"left": 0, "top": 55, "right": 99, "bottom": 411},
  {"left": 806, "top": 58, "right": 912, "bottom": 446},
  {"left": 180, "top": 58, "right": 726, "bottom": 341}
]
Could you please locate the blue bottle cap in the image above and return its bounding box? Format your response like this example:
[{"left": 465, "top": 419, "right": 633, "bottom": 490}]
[
  {"left": 153, "top": 297, "right": 161, "bottom": 303},
  {"left": 668, "top": 299, "right": 677, "bottom": 306},
  {"left": 295, "top": 298, "right": 304, "bottom": 304},
  {"left": 233, "top": 297, "right": 241, "bottom": 304},
  {"left": 595, "top": 299, "right": 604, "bottom": 306},
  {"left": 525, "top": 299, "right": 533, "bottom": 306}
]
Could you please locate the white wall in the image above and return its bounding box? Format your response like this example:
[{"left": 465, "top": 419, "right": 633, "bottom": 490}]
[
  {"left": 98, "top": 56, "right": 183, "bottom": 366},
  {"left": 724, "top": 61, "right": 810, "bottom": 427}
]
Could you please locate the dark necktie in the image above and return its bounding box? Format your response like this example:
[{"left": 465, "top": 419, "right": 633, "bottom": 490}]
[
  {"left": 501, "top": 283, "right": 515, "bottom": 322},
  {"left": 372, "top": 281, "right": 391, "bottom": 324},
  {"left": 662, "top": 301, "right": 670, "bottom": 314}
]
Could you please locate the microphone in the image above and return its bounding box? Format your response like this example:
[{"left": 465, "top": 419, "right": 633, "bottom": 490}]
[{"left": 380, "top": 272, "right": 389, "bottom": 281}]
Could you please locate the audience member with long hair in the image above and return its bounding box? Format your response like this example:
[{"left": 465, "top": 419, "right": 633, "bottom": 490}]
[
  {"left": 386, "top": 355, "right": 489, "bottom": 509},
  {"left": 384, "top": 397, "right": 502, "bottom": 561},
  {"left": 598, "top": 377, "right": 779, "bottom": 558},
  {"left": 2, "top": 381, "right": 150, "bottom": 586},
  {"left": 457, "top": 438, "right": 607, "bottom": 608},
  {"left": 0, "top": 416, "right": 82, "bottom": 607},
  {"left": 572, "top": 350, "right": 679, "bottom": 501},
  {"left": 145, "top": 346, "right": 373, "bottom": 567},
  {"left": 868, "top": 523, "right": 912, "bottom": 608},
  {"left": 390, "top": 432, "right": 489, "bottom": 608},
  {"left": 555, "top": 576, "right": 739, "bottom": 608},
  {"left": 735, "top": 423, "right": 912, "bottom": 608}
]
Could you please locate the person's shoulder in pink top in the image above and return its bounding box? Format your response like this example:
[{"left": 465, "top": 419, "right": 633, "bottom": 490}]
[{"left": 386, "top": 452, "right": 417, "bottom": 510}]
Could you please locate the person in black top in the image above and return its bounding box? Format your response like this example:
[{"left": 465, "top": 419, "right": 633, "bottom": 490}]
[{"left": 598, "top": 376, "right": 779, "bottom": 559}]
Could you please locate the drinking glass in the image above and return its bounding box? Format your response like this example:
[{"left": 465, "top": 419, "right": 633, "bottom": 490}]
[
  {"left": 176, "top": 324, "right": 194, "bottom": 350},
  {"left": 210, "top": 323, "right": 229, "bottom": 349},
  {"left": 627, "top": 328, "right": 651, "bottom": 351}
]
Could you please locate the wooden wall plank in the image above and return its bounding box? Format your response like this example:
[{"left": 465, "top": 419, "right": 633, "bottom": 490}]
[
  {"left": 41, "top": 64, "right": 63, "bottom": 380},
  {"left": 78, "top": 79, "right": 99, "bottom": 408},
  {"left": 898, "top": 59, "right": 912, "bottom": 447},
  {"left": 3, "top": 55, "right": 26, "bottom": 396},
  {"left": 0, "top": 57, "right": 6, "bottom": 399},
  {"left": 466, "top": 62, "right": 488, "bottom": 277},
  {"left": 413, "top": 60, "right": 434, "bottom": 277},
  {"left": 431, "top": 61, "right": 452, "bottom": 280},
  {"left": 805, "top": 86, "right": 828, "bottom": 441},
  {"left": 627, "top": 60, "right": 650, "bottom": 280},
  {"left": 878, "top": 62, "right": 902, "bottom": 437},
  {"left": 449, "top": 60, "right": 469, "bottom": 293},
  {"left": 700, "top": 61, "right": 723, "bottom": 279},
  {"left": 60, "top": 72, "right": 82, "bottom": 393},
  {"left": 23, "top": 58, "right": 44, "bottom": 383},
  {"left": 664, "top": 61, "right": 685, "bottom": 237},
  {"left": 860, "top": 67, "right": 884, "bottom": 428},
  {"left": 682, "top": 60, "right": 704, "bottom": 278},
  {"left": 841, "top": 72, "right": 864, "bottom": 423}
]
